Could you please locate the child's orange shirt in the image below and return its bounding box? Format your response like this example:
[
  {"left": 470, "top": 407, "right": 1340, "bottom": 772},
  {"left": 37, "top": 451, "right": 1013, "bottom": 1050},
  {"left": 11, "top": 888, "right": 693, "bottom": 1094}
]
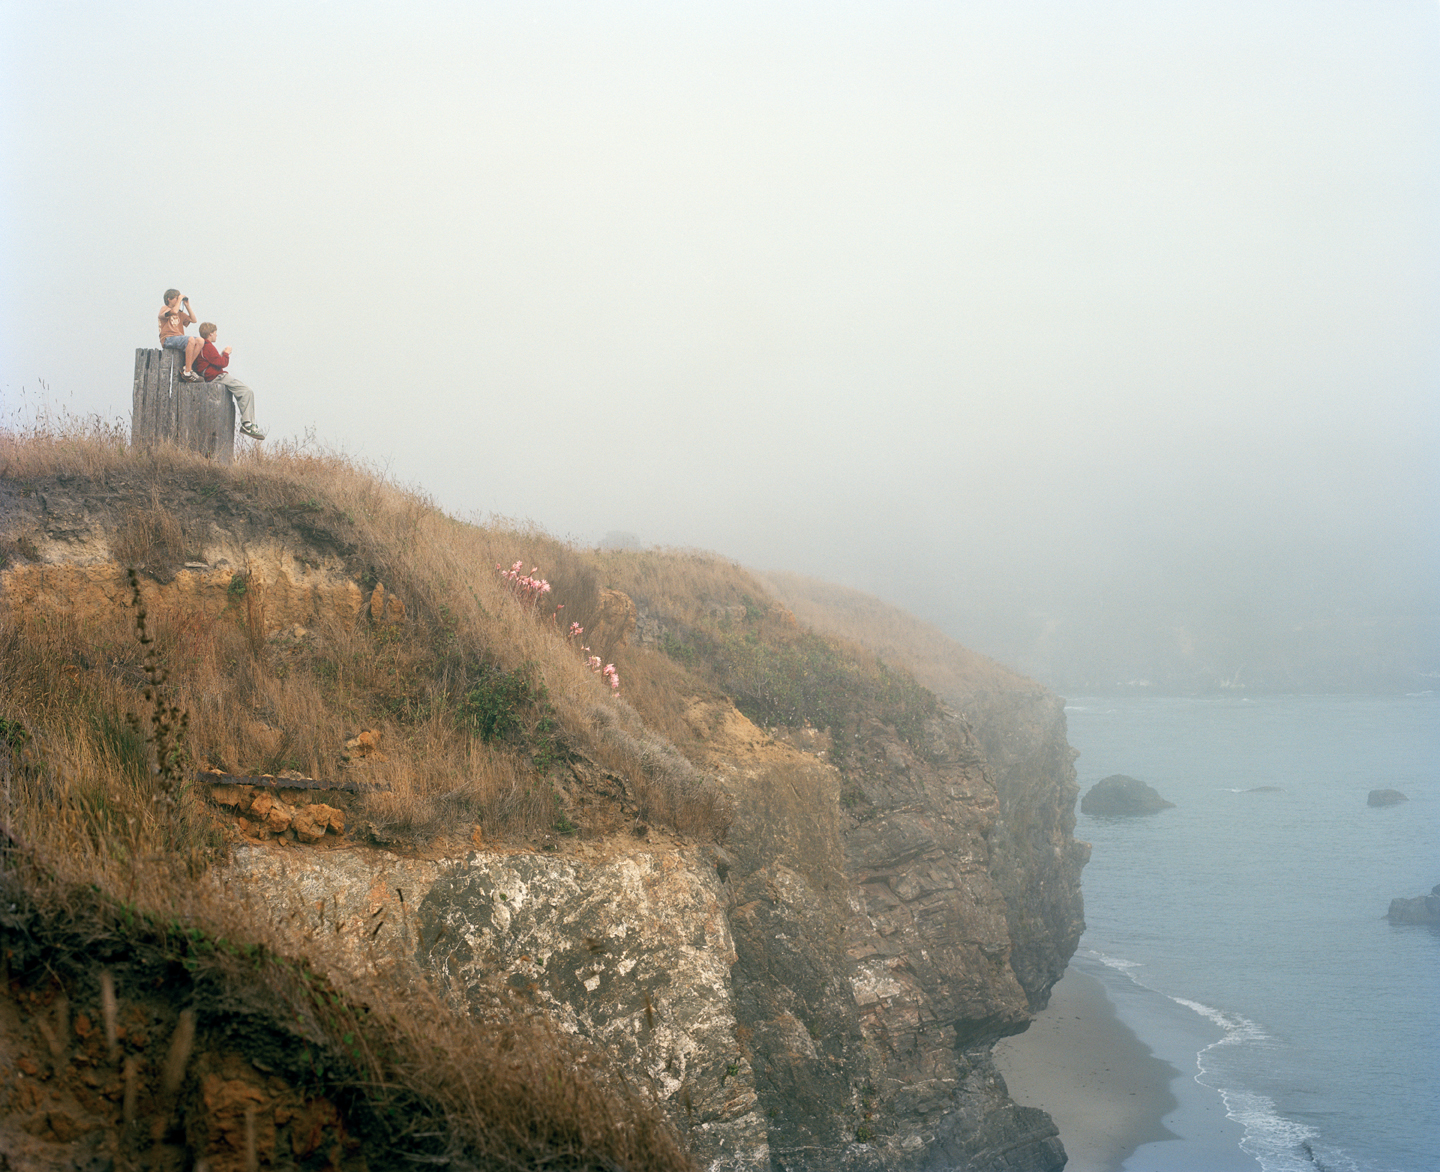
[{"left": 158, "top": 305, "right": 195, "bottom": 340}]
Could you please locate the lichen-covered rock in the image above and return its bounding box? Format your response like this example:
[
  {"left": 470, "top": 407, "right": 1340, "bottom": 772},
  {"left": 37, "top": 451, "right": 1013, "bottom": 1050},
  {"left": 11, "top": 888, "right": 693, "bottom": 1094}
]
[
  {"left": 225, "top": 844, "right": 442, "bottom": 968},
  {"left": 221, "top": 689, "right": 1082, "bottom": 1172},
  {"left": 1080, "top": 774, "right": 1175, "bottom": 816},
  {"left": 417, "top": 849, "right": 766, "bottom": 1171}
]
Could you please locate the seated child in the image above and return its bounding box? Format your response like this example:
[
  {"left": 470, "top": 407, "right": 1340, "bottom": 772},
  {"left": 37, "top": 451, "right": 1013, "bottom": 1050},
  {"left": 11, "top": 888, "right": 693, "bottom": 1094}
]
[
  {"left": 194, "top": 323, "right": 266, "bottom": 440},
  {"left": 157, "top": 289, "right": 203, "bottom": 381}
]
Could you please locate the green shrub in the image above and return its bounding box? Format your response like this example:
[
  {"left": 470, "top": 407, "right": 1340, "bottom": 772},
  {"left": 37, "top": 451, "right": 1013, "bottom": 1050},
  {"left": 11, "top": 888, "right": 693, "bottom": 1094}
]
[
  {"left": 0, "top": 716, "right": 29, "bottom": 754},
  {"left": 460, "top": 661, "right": 544, "bottom": 744}
]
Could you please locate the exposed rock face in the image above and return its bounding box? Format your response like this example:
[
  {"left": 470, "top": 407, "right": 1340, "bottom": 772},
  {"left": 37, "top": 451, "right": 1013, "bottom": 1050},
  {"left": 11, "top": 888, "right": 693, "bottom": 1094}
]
[
  {"left": 209, "top": 785, "right": 346, "bottom": 843},
  {"left": 227, "top": 842, "right": 765, "bottom": 1171},
  {"left": 1367, "top": 788, "right": 1408, "bottom": 807},
  {"left": 689, "top": 696, "right": 1074, "bottom": 1171},
  {"left": 418, "top": 850, "right": 766, "bottom": 1170},
  {"left": 221, "top": 692, "right": 1081, "bottom": 1172},
  {"left": 1386, "top": 884, "right": 1440, "bottom": 925},
  {"left": 950, "top": 684, "right": 1088, "bottom": 1012},
  {"left": 1080, "top": 774, "right": 1175, "bottom": 816}
]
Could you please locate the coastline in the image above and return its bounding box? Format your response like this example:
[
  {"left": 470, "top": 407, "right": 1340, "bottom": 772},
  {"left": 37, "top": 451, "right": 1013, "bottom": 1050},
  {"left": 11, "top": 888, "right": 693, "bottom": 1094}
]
[
  {"left": 994, "top": 961, "right": 1257, "bottom": 1172},
  {"left": 993, "top": 966, "right": 1177, "bottom": 1172}
]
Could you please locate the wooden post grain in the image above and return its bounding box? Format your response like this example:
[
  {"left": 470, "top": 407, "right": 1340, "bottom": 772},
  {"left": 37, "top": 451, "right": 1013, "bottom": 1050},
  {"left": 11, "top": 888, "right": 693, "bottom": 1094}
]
[{"left": 131, "top": 348, "right": 236, "bottom": 464}]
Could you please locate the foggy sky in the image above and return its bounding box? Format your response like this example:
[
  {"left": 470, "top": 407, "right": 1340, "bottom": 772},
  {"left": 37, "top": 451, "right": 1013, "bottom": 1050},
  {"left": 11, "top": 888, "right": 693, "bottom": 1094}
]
[{"left": 3, "top": 1, "right": 1438, "bottom": 686}]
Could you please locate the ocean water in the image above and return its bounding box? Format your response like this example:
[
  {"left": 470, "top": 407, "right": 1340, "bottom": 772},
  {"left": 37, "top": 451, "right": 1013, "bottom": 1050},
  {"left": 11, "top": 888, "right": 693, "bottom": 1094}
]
[{"left": 1064, "top": 694, "right": 1439, "bottom": 1172}]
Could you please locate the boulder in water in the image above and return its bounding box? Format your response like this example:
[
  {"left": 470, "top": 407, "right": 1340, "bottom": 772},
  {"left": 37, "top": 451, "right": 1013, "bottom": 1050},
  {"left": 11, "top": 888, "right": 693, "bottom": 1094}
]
[
  {"left": 1080, "top": 774, "right": 1175, "bottom": 816},
  {"left": 1367, "top": 789, "right": 1407, "bottom": 807},
  {"left": 1386, "top": 884, "right": 1440, "bottom": 925}
]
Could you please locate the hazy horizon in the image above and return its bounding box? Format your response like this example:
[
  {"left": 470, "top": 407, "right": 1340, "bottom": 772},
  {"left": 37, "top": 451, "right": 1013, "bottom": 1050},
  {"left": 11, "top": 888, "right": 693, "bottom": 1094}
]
[{"left": 4, "top": 1, "right": 1437, "bottom": 690}]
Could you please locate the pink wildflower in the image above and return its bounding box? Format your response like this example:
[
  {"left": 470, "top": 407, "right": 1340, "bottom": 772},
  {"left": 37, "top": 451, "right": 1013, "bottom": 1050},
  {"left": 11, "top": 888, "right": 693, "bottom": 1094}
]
[{"left": 498, "top": 558, "right": 553, "bottom": 610}]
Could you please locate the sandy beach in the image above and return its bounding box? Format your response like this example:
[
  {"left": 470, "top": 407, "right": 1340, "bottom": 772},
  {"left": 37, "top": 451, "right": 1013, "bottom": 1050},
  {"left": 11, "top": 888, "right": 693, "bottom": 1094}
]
[
  {"left": 994, "top": 964, "right": 1255, "bottom": 1172},
  {"left": 993, "top": 966, "right": 1177, "bottom": 1171}
]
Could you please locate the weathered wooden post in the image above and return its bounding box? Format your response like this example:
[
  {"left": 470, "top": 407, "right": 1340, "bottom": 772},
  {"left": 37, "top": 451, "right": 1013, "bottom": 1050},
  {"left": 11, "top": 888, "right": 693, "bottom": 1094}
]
[{"left": 131, "top": 348, "right": 236, "bottom": 464}]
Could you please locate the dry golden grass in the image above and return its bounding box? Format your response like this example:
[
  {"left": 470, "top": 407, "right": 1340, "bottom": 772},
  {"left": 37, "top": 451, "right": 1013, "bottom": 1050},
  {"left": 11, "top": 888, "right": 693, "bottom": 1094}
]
[
  {"left": 110, "top": 487, "right": 189, "bottom": 573},
  {"left": 592, "top": 546, "right": 786, "bottom": 628},
  {"left": 0, "top": 404, "right": 132, "bottom": 479},
  {"left": 757, "top": 568, "right": 1034, "bottom": 703},
  {"left": 590, "top": 549, "right": 942, "bottom": 756},
  {"left": 0, "top": 415, "right": 1001, "bottom": 1168},
  {"left": 1, "top": 421, "right": 734, "bottom": 859}
]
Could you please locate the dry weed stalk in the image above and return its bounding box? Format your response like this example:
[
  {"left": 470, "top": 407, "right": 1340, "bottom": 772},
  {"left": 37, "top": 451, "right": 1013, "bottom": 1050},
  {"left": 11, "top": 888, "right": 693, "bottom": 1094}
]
[
  {"left": 0, "top": 830, "right": 698, "bottom": 1171},
  {"left": 124, "top": 568, "right": 191, "bottom": 802}
]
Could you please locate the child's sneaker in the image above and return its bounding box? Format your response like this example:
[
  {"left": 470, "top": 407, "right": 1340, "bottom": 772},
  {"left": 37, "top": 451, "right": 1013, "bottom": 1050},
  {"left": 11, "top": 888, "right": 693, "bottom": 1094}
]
[
  {"left": 180, "top": 369, "right": 200, "bottom": 382},
  {"left": 240, "top": 422, "right": 267, "bottom": 441}
]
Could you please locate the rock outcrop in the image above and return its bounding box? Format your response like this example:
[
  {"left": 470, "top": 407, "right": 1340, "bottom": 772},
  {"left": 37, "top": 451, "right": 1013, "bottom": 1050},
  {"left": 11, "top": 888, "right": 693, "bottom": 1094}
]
[
  {"left": 419, "top": 850, "right": 766, "bottom": 1168},
  {"left": 1386, "top": 884, "right": 1440, "bottom": 925},
  {"left": 1367, "top": 788, "right": 1408, "bottom": 807},
  {"left": 951, "top": 683, "right": 1087, "bottom": 1012},
  {"left": 1080, "top": 774, "right": 1174, "bottom": 816},
  {"left": 221, "top": 694, "right": 1079, "bottom": 1172}
]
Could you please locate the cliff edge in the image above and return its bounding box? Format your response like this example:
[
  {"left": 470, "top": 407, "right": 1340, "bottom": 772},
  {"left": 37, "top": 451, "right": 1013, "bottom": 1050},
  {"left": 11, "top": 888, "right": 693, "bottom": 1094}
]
[{"left": 0, "top": 436, "right": 1085, "bottom": 1171}]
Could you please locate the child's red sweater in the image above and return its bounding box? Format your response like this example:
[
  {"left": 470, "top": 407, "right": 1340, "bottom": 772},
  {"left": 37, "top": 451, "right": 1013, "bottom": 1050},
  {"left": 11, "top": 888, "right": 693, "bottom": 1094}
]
[{"left": 195, "top": 342, "right": 229, "bottom": 382}]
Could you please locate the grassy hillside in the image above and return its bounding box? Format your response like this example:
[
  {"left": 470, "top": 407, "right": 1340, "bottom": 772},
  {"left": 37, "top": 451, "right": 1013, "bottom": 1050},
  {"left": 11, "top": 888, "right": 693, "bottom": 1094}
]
[
  {"left": 0, "top": 418, "right": 974, "bottom": 1167},
  {"left": 757, "top": 569, "right": 1033, "bottom": 707}
]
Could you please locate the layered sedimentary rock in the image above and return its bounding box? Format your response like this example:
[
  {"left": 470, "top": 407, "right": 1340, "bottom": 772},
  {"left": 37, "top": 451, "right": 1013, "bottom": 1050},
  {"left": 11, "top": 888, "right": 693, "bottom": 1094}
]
[
  {"left": 0, "top": 472, "right": 375, "bottom": 631},
  {"left": 678, "top": 695, "right": 1077, "bottom": 1171},
  {"left": 951, "top": 683, "right": 1088, "bottom": 1012}
]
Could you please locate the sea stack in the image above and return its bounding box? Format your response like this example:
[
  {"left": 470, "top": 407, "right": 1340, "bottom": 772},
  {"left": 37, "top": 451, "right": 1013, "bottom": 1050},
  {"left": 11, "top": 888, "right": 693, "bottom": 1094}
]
[
  {"left": 1080, "top": 774, "right": 1175, "bottom": 816},
  {"left": 1386, "top": 884, "right": 1440, "bottom": 925},
  {"left": 1367, "top": 789, "right": 1407, "bottom": 807}
]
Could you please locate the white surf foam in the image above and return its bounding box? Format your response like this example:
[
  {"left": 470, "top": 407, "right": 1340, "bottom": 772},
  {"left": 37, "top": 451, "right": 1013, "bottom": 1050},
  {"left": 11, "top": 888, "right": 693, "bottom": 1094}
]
[
  {"left": 1171, "top": 996, "right": 1269, "bottom": 1046},
  {"left": 1090, "top": 950, "right": 1144, "bottom": 978},
  {"left": 1170, "top": 997, "right": 1367, "bottom": 1172},
  {"left": 1084, "top": 955, "right": 1364, "bottom": 1172}
]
